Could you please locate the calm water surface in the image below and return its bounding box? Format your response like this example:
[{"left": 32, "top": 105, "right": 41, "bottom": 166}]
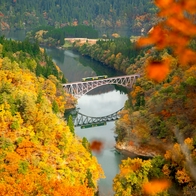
[{"left": 76, "top": 93, "right": 127, "bottom": 195}]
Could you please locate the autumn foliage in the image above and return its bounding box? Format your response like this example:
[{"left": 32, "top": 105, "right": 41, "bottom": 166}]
[
  {"left": 137, "top": 0, "right": 196, "bottom": 82},
  {"left": 145, "top": 59, "right": 170, "bottom": 83},
  {"left": 90, "top": 140, "right": 104, "bottom": 154},
  {"left": 114, "top": 0, "right": 196, "bottom": 195},
  {"left": 0, "top": 43, "right": 104, "bottom": 195}
]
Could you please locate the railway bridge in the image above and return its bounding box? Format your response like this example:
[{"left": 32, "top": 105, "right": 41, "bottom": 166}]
[
  {"left": 74, "top": 108, "right": 124, "bottom": 128},
  {"left": 63, "top": 74, "right": 140, "bottom": 98}
]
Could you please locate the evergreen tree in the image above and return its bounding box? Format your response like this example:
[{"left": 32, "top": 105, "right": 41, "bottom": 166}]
[
  {"left": 82, "top": 137, "right": 89, "bottom": 149},
  {"left": 86, "top": 169, "right": 95, "bottom": 188},
  {"left": 52, "top": 100, "right": 59, "bottom": 114},
  {"left": 67, "top": 115, "right": 75, "bottom": 136}
]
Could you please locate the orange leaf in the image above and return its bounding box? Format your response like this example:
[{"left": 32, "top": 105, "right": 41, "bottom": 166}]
[
  {"left": 90, "top": 140, "right": 104, "bottom": 153},
  {"left": 176, "top": 49, "right": 196, "bottom": 65},
  {"left": 137, "top": 26, "right": 168, "bottom": 49},
  {"left": 137, "top": 37, "right": 154, "bottom": 48},
  {"left": 158, "top": 3, "right": 183, "bottom": 17},
  {"left": 182, "top": 0, "right": 196, "bottom": 14},
  {"left": 155, "top": 0, "right": 174, "bottom": 8},
  {"left": 167, "top": 31, "right": 189, "bottom": 48},
  {"left": 146, "top": 59, "right": 170, "bottom": 82},
  {"left": 143, "top": 179, "right": 171, "bottom": 195},
  {"left": 167, "top": 17, "right": 196, "bottom": 36}
]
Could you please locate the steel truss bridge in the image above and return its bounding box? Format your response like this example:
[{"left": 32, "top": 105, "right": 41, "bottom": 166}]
[
  {"left": 74, "top": 107, "right": 123, "bottom": 127},
  {"left": 63, "top": 74, "right": 140, "bottom": 98}
]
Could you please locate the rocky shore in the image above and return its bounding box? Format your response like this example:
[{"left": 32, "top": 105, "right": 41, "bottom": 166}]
[{"left": 115, "top": 141, "right": 168, "bottom": 158}]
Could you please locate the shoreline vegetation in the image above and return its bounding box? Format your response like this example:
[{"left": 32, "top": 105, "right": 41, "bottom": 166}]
[
  {"left": 0, "top": 36, "right": 104, "bottom": 195},
  {"left": 0, "top": 0, "right": 196, "bottom": 194},
  {"left": 27, "top": 27, "right": 170, "bottom": 158},
  {"left": 28, "top": 26, "right": 194, "bottom": 160},
  {"left": 25, "top": 14, "right": 196, "bottom": 194}
]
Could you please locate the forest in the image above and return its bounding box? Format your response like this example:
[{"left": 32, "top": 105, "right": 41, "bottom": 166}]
[
  {"left": 27, "top": 25, "right": 99, "bottom": 46},
  {"left": 72, "top": 37, "right": 144, "bottom": 73},
  {"left": 72, "top": 1, "right": 196, "bottom": 195},
  {"left": 0, "top": 38, "right": 104, "bottom": 195},
  {"left": 0, "top": 0, "right": 196, "bottom": 195},
  {"left": 0, "top": 36, "right": 67, "bottom": 83},
  {"left": 0, "top": 0, "right": 157, "bottom": 34}
]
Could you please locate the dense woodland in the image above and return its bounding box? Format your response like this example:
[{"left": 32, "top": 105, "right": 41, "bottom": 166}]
[
  {"left": 0, "top": 0, "right": 157, "bottom": 34},
  {"left": 113, "top": 1, "right": 196, "bottom": 195},
  {"left": 0, "top": 0, "right": 196, "bottom": 195},
  {"left": 73, "top": 37, "right": 144, "bottom": 73},
  {"left": 0, "top": 38, "right": 104, "bottom": 195},
  {"left": 0, "top": 36, "right": 67, "bottom": 83},
  {"left": 28, "top": 25, "right": 99, "bottom": 46},
  {"left": 73, "top": 1, "right": 196, "bottom": 195}
]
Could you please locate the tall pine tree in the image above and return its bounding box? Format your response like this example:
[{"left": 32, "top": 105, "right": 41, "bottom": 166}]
[{"left": 67, "top": 115, "right": 75, "bottom": 136}]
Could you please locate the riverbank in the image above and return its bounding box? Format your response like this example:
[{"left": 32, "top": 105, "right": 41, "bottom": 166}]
[
  {"left": 46, "top": 40, "right": 166, "bottom": 160},
  {"left": 115, "top": 139, "right": 171, "bottom": 158}
]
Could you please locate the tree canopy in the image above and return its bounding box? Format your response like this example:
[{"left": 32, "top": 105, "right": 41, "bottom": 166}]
[
  {"left": 113, "top": 0, "right": 196, "bottom": 195},
  {"left": 0, "top": 0, "right": 156, "bottom": 34},
  {"left": 0, "top": 39, "right": 104, "bottom": 195}
]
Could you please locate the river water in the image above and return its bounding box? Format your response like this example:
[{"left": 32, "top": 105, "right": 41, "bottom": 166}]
[
  {"left": 1, "top": 30, "right": 130, "bottom": 196},
  {"left": 46, "top": 47, "right": 128, "bottom": 196}
]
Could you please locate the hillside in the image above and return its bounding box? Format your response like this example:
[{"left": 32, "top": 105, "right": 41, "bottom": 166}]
[
  {"left": 112, "top": 1, "right": 196, "bottom": 195},
  {"left": 0, "top": 38, "right": 104, "bottom": 195},
  {"left": 0, "top": 0, "right": 157, "bottom": 35},
  {"left": 68, "top": 1, "right": 196, "bottom": 194}
]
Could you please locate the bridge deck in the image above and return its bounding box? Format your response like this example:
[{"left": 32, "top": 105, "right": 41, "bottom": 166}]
[
  {"left": 63, "top": 74, "right": 140, "bottom": 98},
  {"left": 64, "top": 74, "right": 139, "bottom": 85}
]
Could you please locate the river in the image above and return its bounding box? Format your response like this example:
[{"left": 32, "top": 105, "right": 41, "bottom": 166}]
[
  {"left": 45, "top": 47, "right": 129, "bottom": 196},
  {"left": 1, "top": 30, "right": 130, "bottom": 196}
]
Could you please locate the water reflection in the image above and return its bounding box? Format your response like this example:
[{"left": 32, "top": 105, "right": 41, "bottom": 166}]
[
  {"left": 77, "top": 90, "right": 127, "bottom": 116},
  {"left": 75, "top": 121, "right": 125, "bottom": 196},
  {"left": 74, "top": 107, "right": 123, "bottom": 128},
  {"left": 64, "top": 50, "right": 79, "bottom": 58},
  {"left": 75, "top": 90, "right": 128, "bottom": 196},
  {"left": 45, "top": 47, "right": 125, "bottom": 84}
]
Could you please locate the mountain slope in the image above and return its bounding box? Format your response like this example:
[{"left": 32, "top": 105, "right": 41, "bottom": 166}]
[
  {"left": 0, "top": 0, "right": 157, "bottom": 34},
  {"left": 0, "top": 38, "right": 104, "bottom": 195}
]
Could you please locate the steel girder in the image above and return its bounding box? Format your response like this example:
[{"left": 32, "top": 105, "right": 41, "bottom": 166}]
[
  {"left": 74, "top": 108, "right": 124, "bottom": 126},
  {"left": 63, "top": 74, "right": 140, "bottom": 98}
]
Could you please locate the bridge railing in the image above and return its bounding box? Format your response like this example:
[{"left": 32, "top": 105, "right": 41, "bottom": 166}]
[{"left": 63, "top": 74, "right": 140, "bottom": 98}]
